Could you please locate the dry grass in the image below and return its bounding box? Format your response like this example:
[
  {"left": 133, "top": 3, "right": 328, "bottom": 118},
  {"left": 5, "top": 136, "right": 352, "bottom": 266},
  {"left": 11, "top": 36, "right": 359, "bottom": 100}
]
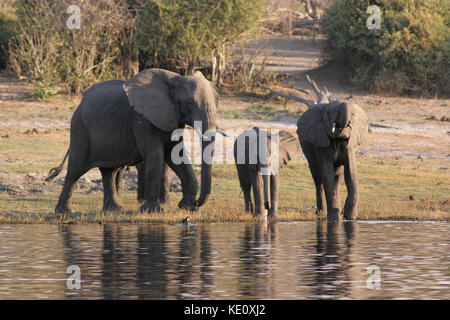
[{"left": 0, "top": 156, "right": 448, "bottom": 224}]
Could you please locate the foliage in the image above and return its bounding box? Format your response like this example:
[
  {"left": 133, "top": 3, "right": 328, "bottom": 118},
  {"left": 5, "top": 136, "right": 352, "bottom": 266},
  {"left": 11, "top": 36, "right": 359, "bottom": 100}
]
[
  {"left": 321, "top": 0, "right": 450, "bottom": 96},
  {"left": 0, "top": 10, "right": 17, "bottom": 70},
  {"left": 8, "top": 0, "right": 135, "bottom": 94},
  {"left": 136, "top": 0, "right": 264, "bottom": 74}
]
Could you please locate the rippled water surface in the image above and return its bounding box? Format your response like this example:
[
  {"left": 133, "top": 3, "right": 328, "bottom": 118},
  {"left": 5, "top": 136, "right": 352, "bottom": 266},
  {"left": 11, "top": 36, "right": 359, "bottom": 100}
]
[{"left": 0, "top": 221, "right": 448, "bottom": 299}]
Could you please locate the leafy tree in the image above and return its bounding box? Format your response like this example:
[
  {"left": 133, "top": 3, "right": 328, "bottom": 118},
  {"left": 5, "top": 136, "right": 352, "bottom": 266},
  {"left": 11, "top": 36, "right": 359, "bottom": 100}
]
[
  {"left": 321, "top": 0, "right": 449, "bottom": 95},
  {"left": 136, "top": 0, "right": 264, "bottom": 76}
]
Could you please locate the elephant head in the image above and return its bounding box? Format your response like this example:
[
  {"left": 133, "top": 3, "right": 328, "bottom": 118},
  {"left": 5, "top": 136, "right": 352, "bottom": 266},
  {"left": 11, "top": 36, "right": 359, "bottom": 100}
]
[
  {"left": 123, "top": 68, "right": 217, "bottom": 208},
  {"left": 297, "top": 102, "right": 369, "bottom": 147}
]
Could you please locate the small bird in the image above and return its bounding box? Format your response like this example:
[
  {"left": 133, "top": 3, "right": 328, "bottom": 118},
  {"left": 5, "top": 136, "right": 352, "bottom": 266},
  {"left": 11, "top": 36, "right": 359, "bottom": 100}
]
[{"left": 181, "top": 216, "right": 189, "bottom": 225}]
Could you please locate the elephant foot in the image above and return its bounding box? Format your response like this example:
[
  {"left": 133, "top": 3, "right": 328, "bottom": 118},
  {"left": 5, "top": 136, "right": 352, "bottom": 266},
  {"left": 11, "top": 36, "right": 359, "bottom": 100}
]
[
  {"left": 55, "top": 203, "right": 73, "bottom": 215},
  {"left": 327, "top": 208, "right": 341, "bottom": 222},
  {"left": 102, "top": 203, "right": 123, "bottom": 212},
  {"left": 269, "top": 208, "right": 278, "bottom": 218},
  {"left": 343, "top": 209, "right": 357, "bottom": 220},
  {"left": 140, "top": 202, "right": 163, "bottom": 214},
  {"left": 178, "top": 198, "right": 198, "bottom": 211}
]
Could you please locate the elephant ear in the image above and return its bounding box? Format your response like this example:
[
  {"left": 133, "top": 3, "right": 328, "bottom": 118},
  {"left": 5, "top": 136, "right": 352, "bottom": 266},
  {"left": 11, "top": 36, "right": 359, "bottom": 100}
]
[
  {"left": 273, "top": 131, "right": 300, "bottom": 169},
  {"left": 348, "top": 103, "right": 370, "bottom": 147},
  {"left": 296, "top": 104, "right": 329, "bottom": 147},
  {"left": 123, "top": 68, "right": 180, "bottom": 132}
]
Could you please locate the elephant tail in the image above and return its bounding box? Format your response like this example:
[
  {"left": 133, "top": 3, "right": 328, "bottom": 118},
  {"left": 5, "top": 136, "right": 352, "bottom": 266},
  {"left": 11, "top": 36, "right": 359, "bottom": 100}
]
[{"left": 44, "top": 149, "right": 69, "bottom": 182}]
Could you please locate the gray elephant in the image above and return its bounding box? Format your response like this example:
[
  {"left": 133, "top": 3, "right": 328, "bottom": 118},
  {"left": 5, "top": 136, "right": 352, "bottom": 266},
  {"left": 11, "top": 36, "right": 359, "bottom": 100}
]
[
  {"left": 114, "top": 163, "right": 169, "bottom": 204},
  {"left": 297, "top": 101, "right": 369, "bottom": 221},
  {"left": 46, "top": 68, "right": 217, "bottom": 214},
  {"left": 234, "top": 127, "right": 300, "bottom": 217}
]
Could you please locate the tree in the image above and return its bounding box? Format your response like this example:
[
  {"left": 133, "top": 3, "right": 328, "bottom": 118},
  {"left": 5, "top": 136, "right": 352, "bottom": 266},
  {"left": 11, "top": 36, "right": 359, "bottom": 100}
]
[{"left": 135, "top": 0, "right": 264, "bottom": 80}]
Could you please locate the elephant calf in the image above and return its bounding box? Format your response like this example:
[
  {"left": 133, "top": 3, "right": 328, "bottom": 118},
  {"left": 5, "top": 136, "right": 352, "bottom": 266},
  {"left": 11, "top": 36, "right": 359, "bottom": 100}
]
[
  {"left": 297, "top": 101, "right": 369, "bottom": 221},
  {"left": 234, "top": 127, "right": 300, "bottom": 218}
]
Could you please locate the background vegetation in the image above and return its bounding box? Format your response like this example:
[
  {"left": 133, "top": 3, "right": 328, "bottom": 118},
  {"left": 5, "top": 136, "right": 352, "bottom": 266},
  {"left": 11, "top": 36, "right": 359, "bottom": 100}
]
[
  {"left": 1, "top": 0, "right": 449, "bottom": 96},
  {"left": 321, "top": 0, "right": 449, "bottom": 96},
  {"left": 1, "top": 0, "right": 265, "bottom": 95}
]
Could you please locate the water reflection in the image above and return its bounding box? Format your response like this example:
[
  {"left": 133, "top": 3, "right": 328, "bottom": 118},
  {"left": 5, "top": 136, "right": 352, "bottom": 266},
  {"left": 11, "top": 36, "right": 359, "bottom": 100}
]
[
  {"left": 312, "top": 222, "right": 360, "bottom": 299},
  {"left": 0, "top": 221, "right": 448, "bottom": 299}
]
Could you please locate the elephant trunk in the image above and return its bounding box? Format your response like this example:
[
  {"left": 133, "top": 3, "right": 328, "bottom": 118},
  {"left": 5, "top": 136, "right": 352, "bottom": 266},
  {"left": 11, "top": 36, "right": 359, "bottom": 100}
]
[
  {"left": 195, "top": 116, "right": 216, "bottom": 208},
  {"left": 338, "top": 102, "right": 351, "bottom": 129}
]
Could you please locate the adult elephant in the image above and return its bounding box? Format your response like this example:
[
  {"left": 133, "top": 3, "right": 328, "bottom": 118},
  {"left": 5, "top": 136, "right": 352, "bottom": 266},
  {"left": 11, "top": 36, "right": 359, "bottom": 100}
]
[
  {"left": 297, "top": 101, "right": 369, "bottom": 221},
  {"left": 46, "top": 68, "right": 217, "bottom": 214},
  {"left": 234, "top": 127, "right": 300, "bottom": 218}
]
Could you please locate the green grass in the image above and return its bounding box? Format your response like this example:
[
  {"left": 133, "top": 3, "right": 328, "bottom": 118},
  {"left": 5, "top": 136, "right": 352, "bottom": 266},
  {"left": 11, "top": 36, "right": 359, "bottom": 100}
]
[
  {"left": 218, "top": 108, "right": 240, "bottom": 119},
  {"left": 247, "top": 103, "right": 276, "bottom": 120}
]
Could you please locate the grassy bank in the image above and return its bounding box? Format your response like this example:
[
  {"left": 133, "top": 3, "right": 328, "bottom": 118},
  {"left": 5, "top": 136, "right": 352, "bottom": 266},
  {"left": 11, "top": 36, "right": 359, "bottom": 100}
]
[{"left": 0, "top": 137, "right": 448, "bottom": 223}]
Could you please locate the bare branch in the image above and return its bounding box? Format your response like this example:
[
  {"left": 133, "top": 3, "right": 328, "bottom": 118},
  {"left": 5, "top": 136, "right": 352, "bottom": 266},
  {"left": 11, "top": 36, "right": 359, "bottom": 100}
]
[
  {"left": 306, "top": 74, "right": 330, "bottom": 103},
  {"left": 256, "top": 82, "right": 316, "bottom": 107}
]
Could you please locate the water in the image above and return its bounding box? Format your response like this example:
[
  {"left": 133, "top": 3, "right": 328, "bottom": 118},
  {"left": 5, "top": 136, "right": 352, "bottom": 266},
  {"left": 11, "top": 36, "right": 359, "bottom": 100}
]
[{"left": 0, "top": 221, "right": 448, "bottom": 299}]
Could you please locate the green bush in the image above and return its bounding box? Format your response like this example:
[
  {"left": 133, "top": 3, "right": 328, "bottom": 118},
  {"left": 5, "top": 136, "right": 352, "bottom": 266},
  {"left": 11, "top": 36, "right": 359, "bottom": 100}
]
[
  {"left": 321, "top": 0, "right": 449, "bottom": 96},
  {"left": 136, "top": 0, "right": 264, "bottom": 74},
  {"left": 0, "top": 11, "right": 17, "bottom": 70}
]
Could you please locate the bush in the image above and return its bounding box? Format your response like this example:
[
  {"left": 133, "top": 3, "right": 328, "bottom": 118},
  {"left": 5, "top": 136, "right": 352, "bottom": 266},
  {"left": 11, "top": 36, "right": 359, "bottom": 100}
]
[
  {"left": 0, "top": 11, "right": 17, "bottom": 70},
  {"left": 8, "top": 0, "right": 135, "bottom": 94},
  {"left": 136, "top": 0, "right": 264, "bottom": 75},
  {"left": 321, "top": 0, "right": 449, "bottom": 96}
]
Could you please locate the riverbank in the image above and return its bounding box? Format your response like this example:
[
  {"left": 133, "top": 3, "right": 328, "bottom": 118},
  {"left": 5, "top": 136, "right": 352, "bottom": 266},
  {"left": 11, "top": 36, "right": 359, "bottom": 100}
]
[{"left": 0, "top": 157, "right": 448, "bottom": 224}]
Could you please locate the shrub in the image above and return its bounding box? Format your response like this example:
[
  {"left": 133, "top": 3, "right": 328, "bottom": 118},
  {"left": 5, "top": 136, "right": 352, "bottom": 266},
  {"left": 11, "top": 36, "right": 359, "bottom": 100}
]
[
  {"left": 136, "top": 0, "right": 264, "bottom": 75},
  {"left": 8, "top": 0, "right": 135, "bottom": 94},
  {"left": 0, "top": 11, "right": 17, "bottom": 70},
  {"left": 321, "top": 0, "right": 449, "bottom": 96}
]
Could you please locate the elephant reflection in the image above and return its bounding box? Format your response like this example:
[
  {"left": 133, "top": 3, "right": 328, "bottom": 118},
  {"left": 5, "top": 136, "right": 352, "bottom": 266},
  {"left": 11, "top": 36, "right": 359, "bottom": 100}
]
[{"left": 312, "top": 221, "right": 358, "bottom": 298}]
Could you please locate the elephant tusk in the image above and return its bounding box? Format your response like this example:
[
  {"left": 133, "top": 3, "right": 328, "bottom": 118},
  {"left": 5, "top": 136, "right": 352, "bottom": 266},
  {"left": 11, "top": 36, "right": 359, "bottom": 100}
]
[{"left": 331, "top": 123, "right": 336, "bottom": 133}]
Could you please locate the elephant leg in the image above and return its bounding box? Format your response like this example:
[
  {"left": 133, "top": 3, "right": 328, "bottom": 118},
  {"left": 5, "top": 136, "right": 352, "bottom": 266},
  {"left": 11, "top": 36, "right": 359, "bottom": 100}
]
[
  {"left": 55, "top": 156, "right": 89, "bottom": 214},
  {"left": 133, "top": 122, "right": 165, "bottom": 213},
  {"left": 306, "top": 155, "right": 326, "bottom": 214},
  {"left": 269, "top": 173, "right": 279, "bottom": 218},
  {"left": 343, "top": 150, "right": 360, "bottom": 220},
  {"left": 251, "top": 168, "right": 264, "bottom": 217},
  {"left": 137, "top": 161, "right": 169, "bottom": 204},
  {"left": 136, "top": 162, "right": 145, "bottom": 203},
  {"left": 236, "top": 164, "right": 253, "bottom": 213},
  {"left": 139, "top": 154, "right": 164, "bottom": 213},
  {"left": 242, "top": 182, "right": 253, "bottom": 213},
  {"left": 115, "top": 166, "right": 124, "bottom": 198},
  {"left": 320, "top": 160, "right": 341, "bottom": 221},
  {"left": 159, "top": 164, "right": 170, "bottom": 204},
  {"left": 165, "top": 139, "right": 198, "bottom": 210},
  {"left": 333, "top": 171, "right": 343, "bottom": 214},
  {"left": 100, "top": 167, "right": 122, "bottom": 212}
]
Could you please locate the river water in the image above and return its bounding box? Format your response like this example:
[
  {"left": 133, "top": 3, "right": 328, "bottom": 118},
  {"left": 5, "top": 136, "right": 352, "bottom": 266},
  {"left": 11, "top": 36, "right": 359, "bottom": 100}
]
[{"left": 0, "top": 221, "right": 448, "bottom": 299}]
